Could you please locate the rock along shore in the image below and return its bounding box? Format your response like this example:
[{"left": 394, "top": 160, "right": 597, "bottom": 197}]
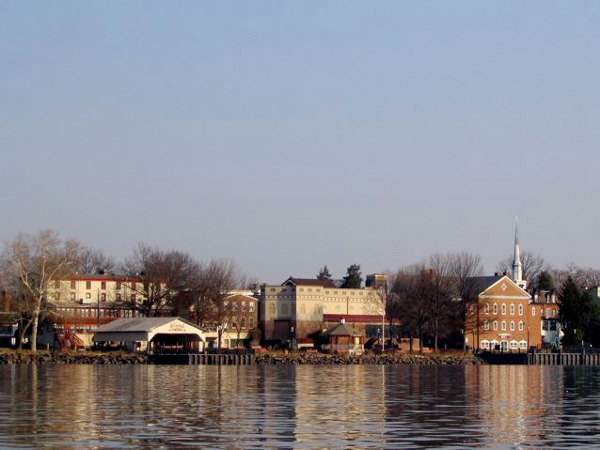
[
  {"left": 254, "top": 352, "right": 484, "bottom": 365},
  {"left": 0, "top": 350, "right": 484, "bottom": 365}
]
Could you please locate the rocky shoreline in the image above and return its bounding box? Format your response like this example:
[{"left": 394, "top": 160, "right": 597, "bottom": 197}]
[
  {"left": 0, "top": 350, "right": 483, "bottom": 365},
  {"left": 254, "top": 352, "right": 484, "bottom": 365}
]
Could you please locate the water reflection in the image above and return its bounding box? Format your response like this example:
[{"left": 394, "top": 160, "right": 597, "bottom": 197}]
[{"left": 1, "top": 364, "right": 600, "bottom": 448}]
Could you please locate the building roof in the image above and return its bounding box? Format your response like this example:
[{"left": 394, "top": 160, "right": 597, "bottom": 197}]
[
  {"left": 324, "top": 322, "right": 363, "bottom": 337},
  {"left": 282, "top": 277, "right": 336, "bottom": 288},
  {"left": 95, "top": 317, "right": 200, "bottom": 333},
  {"left": 465, "top": 275, "right": 503, "bottom": 295}
]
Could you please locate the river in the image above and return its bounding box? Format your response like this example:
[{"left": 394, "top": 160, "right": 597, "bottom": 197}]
[{"left": 1, "top": 364, "right": 599, "bottom": 448}]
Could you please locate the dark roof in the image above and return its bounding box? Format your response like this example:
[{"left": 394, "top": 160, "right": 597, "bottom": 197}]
[
  {"left": 465, "top": 275, "right": 503, "bottom": 295},
  {"left": 282, "top": 277, "right": 336, "bottom": 288},
  {"left": 324, "top": 322, "right": 363, "bottom": 336}
]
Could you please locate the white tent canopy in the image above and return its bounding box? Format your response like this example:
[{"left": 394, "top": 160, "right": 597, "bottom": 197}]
[{"left": 93, "top": 317, "right": 205, "bottom": 353}]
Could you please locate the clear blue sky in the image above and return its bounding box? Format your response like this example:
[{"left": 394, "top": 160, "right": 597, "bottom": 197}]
[{"left": 2, "top": 1, "right": 599, "bottom": 283}]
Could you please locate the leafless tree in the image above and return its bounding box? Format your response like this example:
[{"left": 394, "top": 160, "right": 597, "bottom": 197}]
[
  {"left": 391, "top": 264, "right": 431, "bottom": 353},
  {"left": 552, "top": 264, "right": 600, "bottom": 290},
  {"left": 448, "top": 252, "right": 483, "bottom": 349},
  {"left": 0, "top": 230, "right": 82, "bottom": 353},
  {"left": 190, "top": 258, "right": 240, "bottom": 350},
  {"left": 76, "top": 247, "right": 115, "bottom": 274},
  {"left": 497, "top": 251, "right": 551, "bottom": 288},
  {"left": 123, "top": 244, "right": 200, "bottom": 316}
]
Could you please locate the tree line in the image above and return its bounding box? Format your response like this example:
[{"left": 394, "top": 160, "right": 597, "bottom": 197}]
[{"left": 0, "top": 229, "right": 254, "bottom": 353}]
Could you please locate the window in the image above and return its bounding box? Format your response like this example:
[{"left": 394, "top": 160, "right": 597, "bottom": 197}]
[
  {"left": 502, "top": 321, "right": 506, "bottom": 331},
  {"left": 510, "top": 304, "right": 515, "bottom": 315},
  {"left": 54, "top": 280, "right": 61, "bottom": 289},
  {"left": 101, "top": 293, "right": 106, "bottom": 302},
  {"left": 546, "top": 308, "right": 550, "bottom": 317},
  {"left": 70, "top": 292, "right": 75, "bottom": 300},
  {"left": 54, "top": 292, "right": 60, "bottom": 301},
  {"left": 249, "top": 303, "right": 255, "bottom": 313},
  {"left": 532, "top": 307, "right": 536, "bottom": 316},
  {"left": 86, "top": 281, "right": 91, "bottom": 290},
  {"left": 484, "top": 303, "right": 490, "bottom": 314},
  {"left": 86, "top": 293, "right": 91, "bottom": 299},
  {"left": 519, "top": 304, "right": 524, "bottom": 316},
  {"left": 510, "top": 321, "right": 515, "bottom": 331},
  {"left": 493, "top": 304, "right": 498, "bottom": 314},
  {"left": 116, "top": 293, "right": 122, "bottom": 301},
  {"left": 232, "top": 303, "right": 238, "bottom": 312},
  {"left": 493, "top": 321, "right": 498, "bottom": 330},
  {"left": 242, "top": 302, "right": 247, "bottom": 312},
  {"left": 484, "top": 320, "right": 489, "bottom": 331},
  {"left": 501, "top": 304, "right": 507, "bottom": 315},
  {"left": 519, "top": 321, "right": 524, "bottom": 331},
  {"left": 101, "top": 281, "right": 106, "bottom": 290},
  {"left": 241, "top": 317, "right": 246, "bottom": 329},
  {"left": 130, "top": 294, "right": 136, "bottom": 303},
  {"left": 71, "top": 280, "right": 76, "bottom": 289},
  {"left": 117, "top": 282, "right": 122, "bottom": 290}
]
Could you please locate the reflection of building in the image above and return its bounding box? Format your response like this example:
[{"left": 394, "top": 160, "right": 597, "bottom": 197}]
[{"left": 260, "top": 276, "right": 384, "bottom": 345}]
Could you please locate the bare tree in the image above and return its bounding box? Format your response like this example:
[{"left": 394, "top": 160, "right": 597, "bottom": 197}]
[
  {"left": 0, "top": 230, "right": 82, "bottom": 353},
  {"left": 552, "top": 264, "right": 600, "bottom": 290},
  {"left": 448, "top": 252, "right": 483, "bottom": 350},
  {"left": 190, "top": 258, "right": 240, "bottom": 350},
  {"left": 123, "top": 244, "right": 200, "bottom": 316},
  {"left": 391, "top": 264, "right": 431, "bottom": 353},
  {"left": 497, "top": 251, "right": 551, "bottom": 288},
  {"left": 76, "top": 247, "right": 115, "bottom": 274}
]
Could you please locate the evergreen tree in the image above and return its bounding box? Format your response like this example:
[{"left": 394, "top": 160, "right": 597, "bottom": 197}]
[
  {"left": 316, "top": 265, "right": 332, "bottom": 281},
  {"left": 341, "top": 264, "right": 362, "bottom": 289},
  {"left": 559, "top": 276, "right": 599, "bottom": 346},
  {"left": 537, "top": 270, "right": 555, "bottom": 291}
]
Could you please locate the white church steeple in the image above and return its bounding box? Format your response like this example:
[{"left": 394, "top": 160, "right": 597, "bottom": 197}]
[{"left": 511, "top": 218, "right": 527, "bottom": 290}]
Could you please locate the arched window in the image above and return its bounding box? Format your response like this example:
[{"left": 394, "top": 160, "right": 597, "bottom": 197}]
[
  {"left": 502, "top": 304, "right": 507, "bottom": 315},
  {"left": 532, "top": 307, "right": 536, "bottom": 316},
  {"left": 493, "top": 304, "right": 498, "bottom": 314},
  {"left": 484, "top": 320, "right": 489, "bottom": 331},
  {"left": 519, "top": 304, "right": 524, "bottom": 316},
  {"left": 493, "top": 321, "right": 498, "bottom": 330},
  {"left": 484, "top": 303, "right": 490, "bottom": 314},
  {"left": 519, "top": 321, "right": 524, "bottom": 331},
  {"left": 510, "top": 304, "right": 515, "bottom": 315},
  {"left": 502, "top": 321, "right": 507, "bottom": 331},
  {"left": 510, "top": 321, "right": 515, "bottom": 331}
]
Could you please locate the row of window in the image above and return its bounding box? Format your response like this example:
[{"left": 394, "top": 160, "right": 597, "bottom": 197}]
[
  {"left": 227, "top": 316, "right": 255, "bottom": 329},
  {"left": 480, "top": 340, "right": 528, "bottom": 350},
  {"left": 56, "top": 308, "right": 136, "bottom": 318},
  {"left": 56, "top": 280, "right": 137, "bottom": 290},
  {"left": 55, "top": 292, "right": 136, "bottom": 302},
  {"left": 483, "top": 303, "right": 557, "bottom": 318},
  {"left": 483, "top": 320, "right": 527, "bottom": 332},
  {"left": 224, "top": 301, "right": 256, "bottom": 313}
]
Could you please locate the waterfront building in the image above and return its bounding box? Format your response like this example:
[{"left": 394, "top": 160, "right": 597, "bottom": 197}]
[
  {"left": 259, "top": 276, "right": 385, "bottom": 345},
  {"left": 43, "top": 272, "right": 144, "bottom": 348}
]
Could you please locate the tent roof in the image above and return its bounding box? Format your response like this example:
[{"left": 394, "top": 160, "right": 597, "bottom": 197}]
[{"left": 95, "top": 317, "right": 201, "bottom": 333}]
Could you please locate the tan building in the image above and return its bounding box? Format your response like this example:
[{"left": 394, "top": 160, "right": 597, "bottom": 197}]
[
  {"left": 260, "top": 277, "right": 384, "bottom": 345},
  {"left": 43, "top": 272, "right": 145, "bottom": 348}
]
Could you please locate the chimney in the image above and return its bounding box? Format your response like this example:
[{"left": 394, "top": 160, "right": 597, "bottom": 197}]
[{"left": 2, "top": 290, "right": 10, "bottom": 313}]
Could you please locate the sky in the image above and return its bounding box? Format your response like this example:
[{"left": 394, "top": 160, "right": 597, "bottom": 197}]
[{"left": 2, "top": 1, "right": 599, "bottom": 284}]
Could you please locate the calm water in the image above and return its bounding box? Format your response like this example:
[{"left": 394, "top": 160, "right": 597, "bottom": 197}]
[{"left": 1, "top": 364, "right": 600, "bottom": 449}]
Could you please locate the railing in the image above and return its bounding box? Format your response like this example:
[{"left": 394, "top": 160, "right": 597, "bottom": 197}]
[{"left": 528, "top": 353, "right": 600, "bottom": 365}]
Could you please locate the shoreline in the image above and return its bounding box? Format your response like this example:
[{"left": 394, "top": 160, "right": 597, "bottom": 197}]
[{"left": 0, "top": 350, "right": 484, "bottom": 365}]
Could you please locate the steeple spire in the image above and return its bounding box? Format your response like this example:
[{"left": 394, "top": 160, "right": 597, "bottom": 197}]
[{"left": 511, "top": 217, "right": 527, "bottom": 289}]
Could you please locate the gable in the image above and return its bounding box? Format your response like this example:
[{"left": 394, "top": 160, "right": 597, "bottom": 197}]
[{"left": 480, "top": 276, "right": 530, "bottom": 300}]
